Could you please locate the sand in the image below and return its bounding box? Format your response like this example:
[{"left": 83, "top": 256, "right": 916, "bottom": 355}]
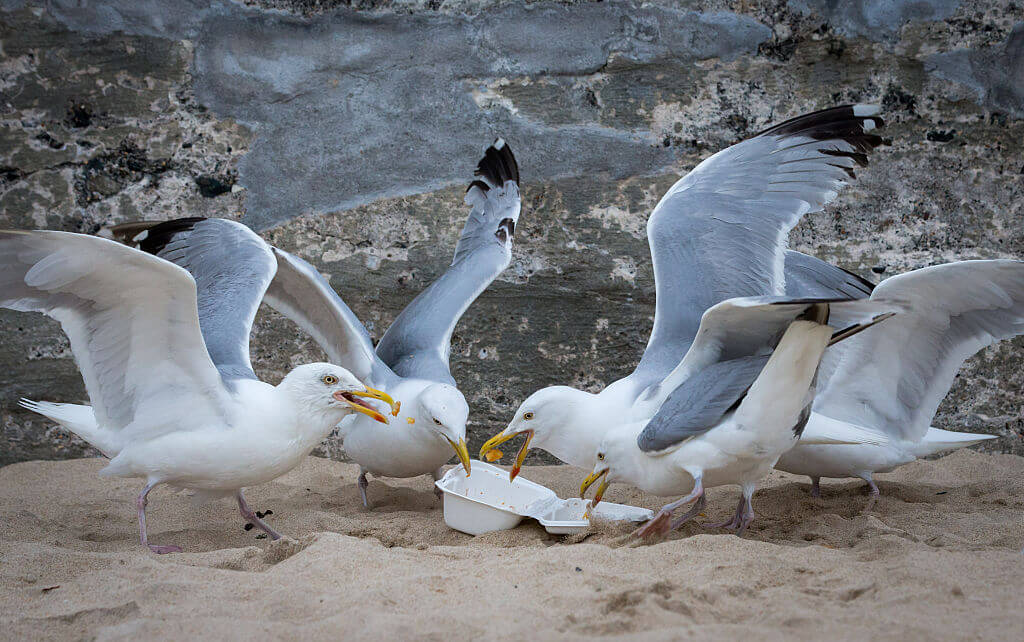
[{"left": 1, "top": 450, "right": 1023, "bottom": 641}]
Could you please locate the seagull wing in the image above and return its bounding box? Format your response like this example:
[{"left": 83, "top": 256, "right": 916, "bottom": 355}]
[
  {"left": 637, "top": 355, "right": 770, "bottom": 452},
  {"left": 814, "top": 260, "right": 1024, "bottom": 442},
  {"left": 637, "top": 295, "right": 900, "bottom": 453},
  {"left": 0, "top": 230, "right": 233, "bottom": 439},
  {"left": 112, "top": 218, "right": 277, "bottom": 384},
  {"left": 375, "top": 140, "right": 521, "bottom": 384},
  {"left": 630, "top": 105, "right": 885, "bottom": 395},
  {"left": 263, "top": 247, "right": 397, "bottom": 388}
]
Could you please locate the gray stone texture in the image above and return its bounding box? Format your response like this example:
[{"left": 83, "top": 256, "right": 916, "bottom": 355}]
[{"left": 1, "top": 0, "right": 1022, "bottom": 466}]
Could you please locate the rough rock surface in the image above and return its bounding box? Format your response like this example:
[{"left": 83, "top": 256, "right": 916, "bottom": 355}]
[{"left": 1, "top": 0, "right": 1022, "bottom": 465}]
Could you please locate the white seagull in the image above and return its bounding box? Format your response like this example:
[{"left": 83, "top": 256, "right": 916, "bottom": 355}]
[
  {"left": 581, "top": 296, "right": 899, "bottom": 538},
  {"left": 776, "top": 259, "right": 1024, "bottom": 504},
  {"left": 480, "top": 104, "right": 884, "bottom": 478},
  {"left": 5, "top": 226, "right": 397, "bottom": 553},
  {"left": 118, "top": 140, "right": 521, "bottom": 508}
]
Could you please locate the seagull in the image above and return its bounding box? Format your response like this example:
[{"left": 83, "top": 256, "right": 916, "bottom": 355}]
[
  {"left": 480, "top": 104, "right": 884, "bottom": 479},
  {"left": 775, "top": 259, "right": 1024, "bottom": 505},
  {"left": 116, "top": 140, "right": 521, "bottom": 508},
  {"left": 580, "top": 296, "right": 899, "bottom": 538},
  {"left": 3, "top": 227, "right": 397, "bottom": 553}
]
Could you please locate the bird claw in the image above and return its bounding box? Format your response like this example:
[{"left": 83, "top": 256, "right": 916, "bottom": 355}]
[{"left": 633, "top": 511, "right": 672, "bottom": 539}]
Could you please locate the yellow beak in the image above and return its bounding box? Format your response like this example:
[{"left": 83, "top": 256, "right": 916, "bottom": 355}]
[
  {"left": 334, "top": 387, "right": 399, "bottom": 424},
  {"left": 479, "top": 429, "right": 533, "bottom": 481},
  {"left": 479, "top": 429, "right": 518, "bottom": 459},
  {"left": 579, "top": 468, "right": 610, "bottom": 509},
  {"left": 447, "top": 437, "right": 471, "bottom": 476}
]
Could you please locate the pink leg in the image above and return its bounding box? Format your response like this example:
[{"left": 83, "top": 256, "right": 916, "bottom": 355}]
[
  {"left": 707, "top": 485, "right": 755, "bottom": 535},
  {"left": 634, "top": 475, "right": 704, "bottom": 540},
  {"left": 237, "top": 490, "right": 282, "bottom": 540},
  {"left": 810, "top": 476, "right": 821, "bottom": 498},
  {"left": 136, "top": 482, "right": 182, "bottom": 554},
  {"left": 432, "top": 468, "right": 444, "bottom": 502},
  {"left": 669, "top": 494, "right": 707, "bottom": 530},
  {"left": 358, "top": 469, "right": 371, "bottom": 509}
]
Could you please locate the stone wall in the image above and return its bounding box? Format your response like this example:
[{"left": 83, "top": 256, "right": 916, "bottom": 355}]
[{"left": 1, "top": 0, "right": 1022, "bottom": 465}]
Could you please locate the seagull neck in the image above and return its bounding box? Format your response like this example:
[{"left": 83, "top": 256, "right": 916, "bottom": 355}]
[
  {"left": 532, "top": 388, "right": 605, "bottom": 469},
  {"left": 538, "top": 414, "right": 603, "bottom": 469},
  {"left": 611, "top": 429, "right": 679, "bottom": 495}
]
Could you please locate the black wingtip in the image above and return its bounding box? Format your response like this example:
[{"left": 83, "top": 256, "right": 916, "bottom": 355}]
[
  {"left": 837, "top": 265, "right": 876, "bottom": 295},
  {"left": 758, "top": 104, "right": 885, "bottom": 155},
  {"left": 470, "top": 138, "right": 519, "bottom": 191},
  {"left": 113, "top": 217, "right": 206, "bottom": 255},
  {"left": 828, "top": 312, "right": 896, "bottom": 346}
]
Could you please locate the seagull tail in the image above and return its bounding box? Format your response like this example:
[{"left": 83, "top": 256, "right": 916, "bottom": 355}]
[
  {"left": 18, "top": 399, "right": 121, "bottom": 458},
  {"left": 911, "top": 427, "right": 998, "bottom": 457}
]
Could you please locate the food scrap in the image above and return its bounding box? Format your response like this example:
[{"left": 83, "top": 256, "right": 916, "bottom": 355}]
[
  {"left": 484, "top": 449, "right": 503, "bottom": 462},
  {"left": 391, "top": 401, "right": 401, "bottom": 417},
  {"left": 407, "top": 417, "right": 415, "bottom": 424}
]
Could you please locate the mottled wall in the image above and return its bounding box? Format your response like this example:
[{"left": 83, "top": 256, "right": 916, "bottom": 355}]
[{"left": 1, "top": 0, "right": 1022, "bottom": 465}]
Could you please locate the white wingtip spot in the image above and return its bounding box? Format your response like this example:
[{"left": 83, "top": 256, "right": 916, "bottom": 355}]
[
  {"left": 863, "top": 120, "right": 877, "bottom": 131},
  {"left": 132, "top": 230, "right": 149, "bottom": 242},
  {"left": 853, "top": 104, "right": 880, "bottom": 117},
  {"left": 493, "top": 138, "right": 506, "bottom": 149}
]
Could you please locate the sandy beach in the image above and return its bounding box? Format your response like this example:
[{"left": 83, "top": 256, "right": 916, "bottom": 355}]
[{"left": 1, "top": 449, "right": 1023, "bottom": 640}]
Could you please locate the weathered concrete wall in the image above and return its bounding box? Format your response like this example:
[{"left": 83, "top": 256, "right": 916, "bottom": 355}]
[{"left": 1, "top": 0, "right": 1022, "bottom": 465}]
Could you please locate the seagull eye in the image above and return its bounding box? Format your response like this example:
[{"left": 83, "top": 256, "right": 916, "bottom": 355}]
[
  {"left": 433, "top": 418, "right": 442, "bottom": 426},
  {"left": 524, "top": 412, "right": 534, "bottom": 420},
  {"left": 322, "top": 375, "right": 338, "bottom": 385},
  {"left": 597, "top": 453, "right": 605, "bottom": 461}
]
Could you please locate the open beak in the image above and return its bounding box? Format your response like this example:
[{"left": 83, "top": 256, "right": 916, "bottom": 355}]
[
  {"left": 447, "top": 437, "right": 471, "bottom": 476},
  {"left": 479, "top": 429, "right": 533, "bottom": 482},
  {"left": 579, "top": 468, "right": 610, "bottom": 509},
  {"left": 333, "top": 387, "right": 397, "bottom": 424}
]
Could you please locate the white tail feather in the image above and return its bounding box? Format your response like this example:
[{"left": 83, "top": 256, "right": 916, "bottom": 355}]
[
  {"left": 911, "top": 427, "right": 997, "bottom": 457},
  {"left": 18, "top": 399, "right": 121, "bottom": 457}
]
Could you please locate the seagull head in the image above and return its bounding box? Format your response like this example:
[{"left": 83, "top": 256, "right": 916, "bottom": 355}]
[
  {"left": 281, "top": 363, "right": 397, "bottom": 424},
  {"left": 480, "top": 385, "right": 581, "bottom": 481},
  {"left": 419, "top": 383, "right": 471, "bottom": 476},
  {"left": 579, "top": 430, "right": 634, "bottom": 510}
]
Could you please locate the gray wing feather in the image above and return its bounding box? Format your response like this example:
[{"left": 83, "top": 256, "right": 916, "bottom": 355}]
[
  {"left": 130, "top": 218, "right": 276, "bottom": 384},
  {"left": 784, "top": 251, "right": 874, "bottom": 299},
  {"left": 630, "top": 105, "right": 884, "bottom": 395},
  {"left": 376, "top": 140, "right": 521, "bottom": 383},
  {"left": 638, "top": 355, "right": 770, "bottom": 452},
  {"left": 264, "top": 248, "right": 397, "bottom": 388},
  {"left": 814, "top": 260, "right": 1024, "bottom": 442},
  {"left": 0, "top": 230, "right": 232, "bottom": 436}
]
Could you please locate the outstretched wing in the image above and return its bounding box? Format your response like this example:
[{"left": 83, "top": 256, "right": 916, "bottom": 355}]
[
  {"left": 0, "top": 231, "right": 232, "bottom": 438},
  {"left": 264, "top": 248, "right": 396, "bottom": 388},
  {"left": 814, "top": 260, "right": 1024, "bottom": 442},
  {"left": 629, "top": 105, "right": 885, "bottom": 396},
  {"left": 111, "top": 217, "right": 277, "bottom": 384},
  {"left": 375, "top": 139, "right": 521, "bottom": 383}
]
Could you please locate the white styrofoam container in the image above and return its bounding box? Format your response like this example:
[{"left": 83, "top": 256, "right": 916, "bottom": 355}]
[
  {"left": 435, "top": 461, "right": 653, "bottom": 536},
  {"left": 532, "top": 497, "right": 653, "bottom": 535}
]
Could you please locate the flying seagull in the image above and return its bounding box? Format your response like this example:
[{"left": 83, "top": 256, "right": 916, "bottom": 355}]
[
  {"left": 581, "top": 296, "right": 899, "bottom": 538},
  {"left": 481, "top": 104, "right": 884, "bottom": 478},
  {"left": 5, "top": 226, "right": 397, "bottom": 553},
  {"left": 117, "top": 140, "right": 521, "bottom": 508},
  {"left": 776, "top": 259, "right": 1024, "bottom": 505}
]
